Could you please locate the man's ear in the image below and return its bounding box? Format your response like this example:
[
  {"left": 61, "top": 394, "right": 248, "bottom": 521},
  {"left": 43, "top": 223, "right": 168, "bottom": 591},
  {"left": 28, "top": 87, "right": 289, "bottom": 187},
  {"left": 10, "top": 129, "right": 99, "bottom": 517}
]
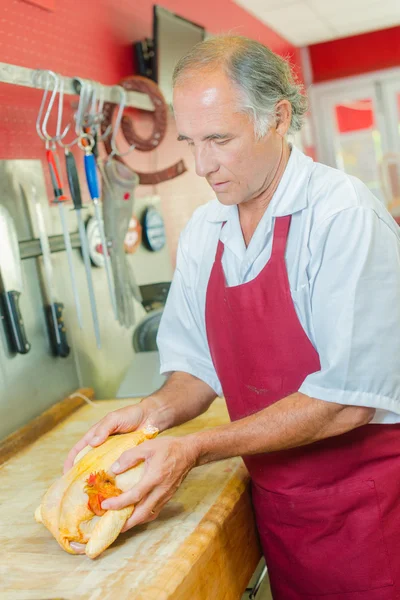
[{"left": 275, "top": 100, "right": 292, "bottom": 136}]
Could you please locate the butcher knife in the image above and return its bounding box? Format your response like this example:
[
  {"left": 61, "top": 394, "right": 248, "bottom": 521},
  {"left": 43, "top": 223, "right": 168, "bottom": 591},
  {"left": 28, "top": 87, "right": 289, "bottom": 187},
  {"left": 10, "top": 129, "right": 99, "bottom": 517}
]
[
  {"left": 31, "top": 186, "right": 70, "bottom": 358},
  {"left": 0, "top": 205, "right": 31, "bottom": 354}
]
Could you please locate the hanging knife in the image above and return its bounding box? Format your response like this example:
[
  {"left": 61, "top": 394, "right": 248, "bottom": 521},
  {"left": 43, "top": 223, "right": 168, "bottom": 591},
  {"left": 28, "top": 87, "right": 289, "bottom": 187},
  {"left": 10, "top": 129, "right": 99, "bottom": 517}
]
[
  {"left": 46, "top": 146, "right": 83, "bottom": 329},
  {"left": 65, "top": 150, "right": 101, "bottom": 348},
  {"left": 84, "top": 149, "right": 117, "bottom": 318},
  {"left": 0, "top": 205, "right": 31, "bottom": 354},
  {"left": 31, "top": 186, "right": 70, "bottom": 358}
]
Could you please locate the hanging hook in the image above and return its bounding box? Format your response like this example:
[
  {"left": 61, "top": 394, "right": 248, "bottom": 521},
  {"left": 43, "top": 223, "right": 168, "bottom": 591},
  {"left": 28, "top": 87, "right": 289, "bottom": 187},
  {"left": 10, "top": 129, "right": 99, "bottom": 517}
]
[
  {"left": 95, "top": 83, "right": 112, "bottom": 142},
  {"left": 33, "top": 70, "right": 70, "bottom": 145},
  {"left": 73, "top": 78, "right": 93, "bottom": 137},
  {"left": 56, "top": 77, "right": 80, "bottom": 149},
  {"left": 33, "top": 70, "right": 55, "bottom": 142},
  {"left": 41, "top": 71, "right": 61, "bottom": 143},
  {"left": 108, "top": 85, "right": 136, "bottom": 160}
]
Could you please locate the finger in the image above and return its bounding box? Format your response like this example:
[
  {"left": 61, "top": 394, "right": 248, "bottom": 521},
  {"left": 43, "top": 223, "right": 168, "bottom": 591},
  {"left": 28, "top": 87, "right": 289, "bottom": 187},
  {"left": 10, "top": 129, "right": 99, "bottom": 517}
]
[
  {"left": 101, "top": 473, "right": 159, "bottom": 510},
  {"left": 110, "top": 446, "right": 150, "bottom": 475},
  {"left": 86, "top": 412, "right": 123, "bottom": 446},
  {"left": 121, "top": 489, "right": 168, "bottom": 532}
]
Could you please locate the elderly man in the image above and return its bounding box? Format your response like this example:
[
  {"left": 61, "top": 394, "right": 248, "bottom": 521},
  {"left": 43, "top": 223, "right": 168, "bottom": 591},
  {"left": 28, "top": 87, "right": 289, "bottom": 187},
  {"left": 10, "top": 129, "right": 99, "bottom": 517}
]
[{"left": 65, "top": 36, "right": 400, "bottom": 599}]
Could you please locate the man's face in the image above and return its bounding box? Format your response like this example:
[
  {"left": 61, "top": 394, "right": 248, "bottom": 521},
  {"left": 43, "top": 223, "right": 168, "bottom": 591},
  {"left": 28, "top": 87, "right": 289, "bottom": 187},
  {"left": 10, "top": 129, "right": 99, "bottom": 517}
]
[{"left": 173, "top": 69, "right": 284, "bottom": 207}]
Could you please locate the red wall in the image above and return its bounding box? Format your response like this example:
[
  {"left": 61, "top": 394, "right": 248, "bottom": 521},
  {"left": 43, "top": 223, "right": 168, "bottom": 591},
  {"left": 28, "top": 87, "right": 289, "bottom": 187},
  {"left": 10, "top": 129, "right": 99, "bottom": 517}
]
[
  {"left": 0, "top": 0, "right": 301, "bottom": 163},
  {"left": 309, "top": 26, "right": 400, "bottom": 83},
  {"left": 0, "top": 0, "right": 301, "bottom": 261}
]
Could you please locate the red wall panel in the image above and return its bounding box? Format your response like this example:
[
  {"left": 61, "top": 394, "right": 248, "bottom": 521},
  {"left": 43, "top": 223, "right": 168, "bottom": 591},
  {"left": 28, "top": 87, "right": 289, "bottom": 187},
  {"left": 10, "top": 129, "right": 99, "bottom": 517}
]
[
  {"left": 0, "top": 0, "right": 301, "bottom": 199},
  {"left": 0, "top": 0, "right": 301, "bottom": 161},
  {"left": 0, "top": 0, "right": 301, "bottom": 258},
  {"left": 309, "top": 26, "right": 400, "bottom": 83}
]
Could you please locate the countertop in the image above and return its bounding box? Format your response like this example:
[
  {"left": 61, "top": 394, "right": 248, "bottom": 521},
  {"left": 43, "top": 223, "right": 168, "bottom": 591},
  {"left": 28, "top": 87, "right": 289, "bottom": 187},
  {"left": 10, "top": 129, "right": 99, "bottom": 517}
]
[{"left": 0, "top": 396, "right": 262, "bottom": 600}]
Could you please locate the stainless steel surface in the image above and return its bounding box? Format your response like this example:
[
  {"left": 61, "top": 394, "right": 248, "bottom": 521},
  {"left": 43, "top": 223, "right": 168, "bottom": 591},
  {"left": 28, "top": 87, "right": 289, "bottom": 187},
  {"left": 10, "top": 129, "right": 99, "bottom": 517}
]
[
  {"left": 93, "top": 199, "right": 117, "bottom": 318},
  {"left": 0, "top": 159, "right": 155, "bottom": 441},
  {"left": 249, "top": 565, "right": 268, "bottom": 599},
  {"left": 0, "top": 206, "right": 22, "bottom": 292},
  {"left": 244, "top": 561, "right": 272, "bottom": 600},
  {"left": 76, "top": 210, "right": 101, "bottom": 349},
  {"left": 32, "top": 187, "right": 61, "bottom": 345},
  {"left": 58, "top": 201, "right": 83, "bottom": 329},
  {"left": 116, "top": 350, "right": 166, "bottom": 398}
]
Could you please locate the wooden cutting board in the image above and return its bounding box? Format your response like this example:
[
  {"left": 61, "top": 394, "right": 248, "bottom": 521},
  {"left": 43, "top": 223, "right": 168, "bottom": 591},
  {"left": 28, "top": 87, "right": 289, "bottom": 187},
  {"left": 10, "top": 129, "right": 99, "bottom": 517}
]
[{"left": 0, "top": 397, "right": 262, "bottom": 600}]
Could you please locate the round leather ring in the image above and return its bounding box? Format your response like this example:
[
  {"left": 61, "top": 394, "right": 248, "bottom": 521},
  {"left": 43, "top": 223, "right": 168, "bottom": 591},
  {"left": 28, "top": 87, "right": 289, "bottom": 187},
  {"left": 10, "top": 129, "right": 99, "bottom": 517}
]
[{"left": 102, "top": 75, "right": 168, "bottom": 153}]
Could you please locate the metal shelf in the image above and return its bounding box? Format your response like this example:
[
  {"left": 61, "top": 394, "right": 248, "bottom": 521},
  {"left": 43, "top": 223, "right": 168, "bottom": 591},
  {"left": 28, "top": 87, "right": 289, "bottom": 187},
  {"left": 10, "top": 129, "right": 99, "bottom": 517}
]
[{"left": 0, "top": 62, "right": 155, "bottom": 112}]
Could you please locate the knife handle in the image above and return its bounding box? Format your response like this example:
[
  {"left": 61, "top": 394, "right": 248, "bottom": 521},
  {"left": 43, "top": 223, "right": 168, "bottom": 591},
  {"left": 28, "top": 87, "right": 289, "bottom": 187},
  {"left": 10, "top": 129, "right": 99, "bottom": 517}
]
[
  {"left": 46, "top": 148, "right": 68, "bottom": 203},
  {"left": 1, "top": 290, "right": 31, "bottom": 354},
  {"left": 84, "top": 152, "right": 100, "bottom": 200},
  {"left": 45, "top": 302, "right": 70, "bottom": 358},
  {"left": 65, "top": 151, "right": 83, "bottom": 211}
]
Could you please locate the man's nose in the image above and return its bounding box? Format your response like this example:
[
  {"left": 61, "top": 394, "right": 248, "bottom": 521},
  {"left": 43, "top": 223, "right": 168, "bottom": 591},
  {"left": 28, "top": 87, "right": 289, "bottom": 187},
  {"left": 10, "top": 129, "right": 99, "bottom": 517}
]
[{"left": 194, "top": 146, "right": 219, "bottom": 178}]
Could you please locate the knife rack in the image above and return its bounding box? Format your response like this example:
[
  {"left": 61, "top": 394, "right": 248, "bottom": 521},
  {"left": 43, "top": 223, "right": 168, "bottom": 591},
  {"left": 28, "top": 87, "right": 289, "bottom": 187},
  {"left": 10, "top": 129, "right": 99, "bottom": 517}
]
[
  {"left": 0, "top": 62, "right": 155, "bottom": 112},
  {"left": 18, "top": 233, "right": 82, "bottom": 260}
]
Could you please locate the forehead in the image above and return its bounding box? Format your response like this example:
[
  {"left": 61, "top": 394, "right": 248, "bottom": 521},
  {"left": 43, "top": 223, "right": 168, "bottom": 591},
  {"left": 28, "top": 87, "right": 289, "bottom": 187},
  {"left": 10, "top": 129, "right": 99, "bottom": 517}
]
[{"left": 173, "top": 70, "right": 244, "bottom": 132}]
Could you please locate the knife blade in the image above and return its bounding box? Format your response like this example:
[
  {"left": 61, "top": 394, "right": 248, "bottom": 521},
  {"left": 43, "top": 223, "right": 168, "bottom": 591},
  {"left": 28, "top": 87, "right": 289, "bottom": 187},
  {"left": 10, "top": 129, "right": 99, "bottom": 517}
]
[
  {"left": 0, "top": 205, "right": 31, "bottom": 354},
  {"left": 84, "top": 150, "right": 117, "bottom": 318},
  {"left": 46, "top": 146, "right": 83, "bottom": 329},
  {"left": 31, "top": 186, "right": 70, "bottom": 358},
  {"left": 65, "top": 150, "right": 101, "bottom": 348}
]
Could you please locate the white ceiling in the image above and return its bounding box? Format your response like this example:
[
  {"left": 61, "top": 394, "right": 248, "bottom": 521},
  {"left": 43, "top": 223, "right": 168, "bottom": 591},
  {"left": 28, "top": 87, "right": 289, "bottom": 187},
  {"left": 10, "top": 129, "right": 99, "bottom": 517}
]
[{"left": 233, "top": 0, "right": 400, "bottom": 46}]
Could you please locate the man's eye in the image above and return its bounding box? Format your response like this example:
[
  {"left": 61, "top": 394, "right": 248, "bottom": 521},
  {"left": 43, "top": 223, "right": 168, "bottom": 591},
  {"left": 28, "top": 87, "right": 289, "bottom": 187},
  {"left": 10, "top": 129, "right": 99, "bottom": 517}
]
[{"left": 215, "top": 139, "right": 230, "bottom": 146}]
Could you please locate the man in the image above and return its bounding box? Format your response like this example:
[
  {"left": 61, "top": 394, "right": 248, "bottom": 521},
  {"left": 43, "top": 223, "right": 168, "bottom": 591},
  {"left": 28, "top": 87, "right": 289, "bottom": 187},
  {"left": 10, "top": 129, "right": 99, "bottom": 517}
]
[{"left": 65, "top": 36, "right": 400, "bottom": 599}]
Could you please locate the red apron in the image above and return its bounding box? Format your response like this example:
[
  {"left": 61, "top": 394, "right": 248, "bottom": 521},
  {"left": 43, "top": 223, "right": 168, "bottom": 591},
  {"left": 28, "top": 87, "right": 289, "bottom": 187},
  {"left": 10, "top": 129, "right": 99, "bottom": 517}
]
[{"left": 205, "top": 215, "right": 400, "bottom": 600}]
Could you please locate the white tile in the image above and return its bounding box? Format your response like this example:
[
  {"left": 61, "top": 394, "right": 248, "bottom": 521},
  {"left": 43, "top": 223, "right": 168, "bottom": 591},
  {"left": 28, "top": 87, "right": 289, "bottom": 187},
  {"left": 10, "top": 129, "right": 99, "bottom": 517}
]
[
  {"left": 260, "top": 2, "right": 337, "bottom": 45},
  {"left": 235, "top": 0, "right": 400, "bottom": 46},
  {"left": 311, "top": 0, "right": 399, "bottom": 18},
  {"left": 234, "top": 0, "right": 300, "bottom": 12}
]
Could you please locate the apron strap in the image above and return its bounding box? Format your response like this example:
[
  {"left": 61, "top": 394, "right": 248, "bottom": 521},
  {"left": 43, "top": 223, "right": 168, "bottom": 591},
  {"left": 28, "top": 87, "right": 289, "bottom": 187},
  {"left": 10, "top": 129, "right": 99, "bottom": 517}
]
[
  {"left": 215, "top": 221, "right": 227, "bottom": 262},
  {"left": 271, "top": 215, "right": 292, "bottom": 258}
]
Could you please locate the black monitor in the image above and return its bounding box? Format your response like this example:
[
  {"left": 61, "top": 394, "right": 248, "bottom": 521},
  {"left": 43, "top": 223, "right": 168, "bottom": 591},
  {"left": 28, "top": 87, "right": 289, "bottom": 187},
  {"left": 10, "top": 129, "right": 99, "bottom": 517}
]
[{"left": 153, "top": 5, "right": 205, "bottom": 105}]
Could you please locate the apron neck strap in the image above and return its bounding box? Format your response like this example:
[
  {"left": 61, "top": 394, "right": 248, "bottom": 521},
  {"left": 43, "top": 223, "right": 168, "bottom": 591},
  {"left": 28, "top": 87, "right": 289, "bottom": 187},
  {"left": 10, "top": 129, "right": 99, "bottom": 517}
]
[
  {"left": 216, "top": 221, "right": 227, "bottom": 261},
  {"left": 271, "top": 215, "right": 292, "bottom": 258}
]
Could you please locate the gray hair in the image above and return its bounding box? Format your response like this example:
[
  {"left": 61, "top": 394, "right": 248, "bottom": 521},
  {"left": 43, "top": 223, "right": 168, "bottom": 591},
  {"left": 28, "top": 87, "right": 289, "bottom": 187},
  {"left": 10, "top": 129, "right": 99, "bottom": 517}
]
[{"left": 173, "top": 35, "right": 307, "bottom": 138}]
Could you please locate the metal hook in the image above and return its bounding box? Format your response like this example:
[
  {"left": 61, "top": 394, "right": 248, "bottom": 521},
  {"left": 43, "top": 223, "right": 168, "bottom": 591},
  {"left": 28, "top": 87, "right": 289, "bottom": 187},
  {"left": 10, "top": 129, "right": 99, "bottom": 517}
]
[
  {"left": 33, "top": 70, "right": 55, "bottom": 142},
  {"left": 56, "top": 77, "right": 80, "bottom": 149},
  {"left": 41, "top": 71, "right": 61, "bottom": 142},
  {"left": 95, "top": 83, "right": 112, "bottom": 142},
  {"left": 108, "top": 85, "right": 136, "bottom": 160},
  {"left": 73, "top": 78, "right": 93, "bottom": 137},
  {"left": 33, "top": 70, "right": 71, "bottom": 144}
]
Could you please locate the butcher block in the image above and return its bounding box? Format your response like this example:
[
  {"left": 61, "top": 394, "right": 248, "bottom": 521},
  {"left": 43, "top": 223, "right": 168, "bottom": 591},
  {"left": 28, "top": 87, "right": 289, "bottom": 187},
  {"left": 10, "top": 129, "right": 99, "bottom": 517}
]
[{"left": 0, "top": 395, "right": 262, "bottom": 600}]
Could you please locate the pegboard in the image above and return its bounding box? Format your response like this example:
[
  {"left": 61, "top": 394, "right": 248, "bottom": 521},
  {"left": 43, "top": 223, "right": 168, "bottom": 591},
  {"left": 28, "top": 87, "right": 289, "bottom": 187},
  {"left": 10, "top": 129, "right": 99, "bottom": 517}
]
[
  {"left": 0, "top": 0, "right": 143, "bottom": 207},
  {"left": 0, "top": 0, "right": 303, "bottom": 264}
]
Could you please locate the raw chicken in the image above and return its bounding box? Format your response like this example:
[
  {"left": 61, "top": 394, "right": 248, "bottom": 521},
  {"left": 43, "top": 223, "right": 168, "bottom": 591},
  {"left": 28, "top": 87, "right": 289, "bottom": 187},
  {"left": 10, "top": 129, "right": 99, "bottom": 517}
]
[{"left": 35, "top": 427, "right": 158, "bottom": 558}]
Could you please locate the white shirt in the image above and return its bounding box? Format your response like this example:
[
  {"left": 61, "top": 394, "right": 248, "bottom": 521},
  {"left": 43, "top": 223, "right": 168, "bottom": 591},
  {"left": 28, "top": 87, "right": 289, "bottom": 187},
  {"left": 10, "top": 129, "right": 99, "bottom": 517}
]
[{"left": 157, "top": 146, "right": 400, "bottom": 424}]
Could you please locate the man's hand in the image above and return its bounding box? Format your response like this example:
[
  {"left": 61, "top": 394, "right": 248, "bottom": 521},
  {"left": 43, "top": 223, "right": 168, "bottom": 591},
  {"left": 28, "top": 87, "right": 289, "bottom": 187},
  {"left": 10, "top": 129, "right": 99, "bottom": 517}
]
[
  {"left": 63, "top": 404, "right": 149, "bottom": 474},
  {"left": 64, "top": 373, "right": 217, "bottom": 476},
  {"left": 101, "top": 436, "right": 199, "bottom": 532}
]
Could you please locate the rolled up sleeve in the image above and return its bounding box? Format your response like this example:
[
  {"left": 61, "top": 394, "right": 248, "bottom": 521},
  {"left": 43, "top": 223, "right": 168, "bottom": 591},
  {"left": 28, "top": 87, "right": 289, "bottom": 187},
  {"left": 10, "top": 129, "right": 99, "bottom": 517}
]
[
  {"left": 299, "top": 207, "right": 400, "bottom": 415},
  {"left": 157, "top": 233, "right": 222, "bottom": 396}
]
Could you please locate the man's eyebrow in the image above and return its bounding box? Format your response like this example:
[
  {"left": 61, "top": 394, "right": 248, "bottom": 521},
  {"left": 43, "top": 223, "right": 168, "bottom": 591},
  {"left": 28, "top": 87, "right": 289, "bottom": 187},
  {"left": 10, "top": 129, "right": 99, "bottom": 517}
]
[
  {"left": 203, "top": 133, "right": 232, "bottom": 141},
  {"left": 177, "top": 133, "right": 232, "bottom": 142}
]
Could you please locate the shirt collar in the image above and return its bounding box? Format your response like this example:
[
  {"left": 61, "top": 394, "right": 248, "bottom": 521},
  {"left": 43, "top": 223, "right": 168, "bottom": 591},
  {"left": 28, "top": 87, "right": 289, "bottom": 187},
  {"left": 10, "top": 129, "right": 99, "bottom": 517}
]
[{"left": 206, "top": 145, "right": 315, "bottom": 223}]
